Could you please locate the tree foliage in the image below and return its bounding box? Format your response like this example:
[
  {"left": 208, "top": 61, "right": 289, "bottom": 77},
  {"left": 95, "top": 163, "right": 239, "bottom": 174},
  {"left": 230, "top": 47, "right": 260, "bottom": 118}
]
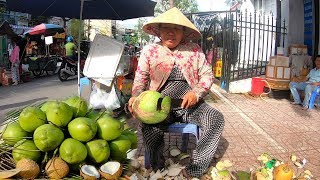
[
  {"left": 224, "top": 0, "right": 243, "bottom": 7},
  {"left": 134, "top": 18, "right": 150, "bottom": 44},
  {"left": 69, "top": 19, "right": 85, "bottom": 43},
  {"left": 155, "top": 0, "right": 199, "bottom": 15}
]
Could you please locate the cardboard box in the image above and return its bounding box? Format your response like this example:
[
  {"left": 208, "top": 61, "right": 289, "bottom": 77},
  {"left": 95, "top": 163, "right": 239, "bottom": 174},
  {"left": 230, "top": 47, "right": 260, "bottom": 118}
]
[
  {"left": 266, "top": 65, "right": 291, "bottom": 80},
  {"left": 269, "top": 56, "right": 290, "bottom": 67},
  {"left": 1, "top": 71, "right": 13, "bottom": 86},
  {"left": 289, "top": 44, "right": 308, "bottom": 55}
]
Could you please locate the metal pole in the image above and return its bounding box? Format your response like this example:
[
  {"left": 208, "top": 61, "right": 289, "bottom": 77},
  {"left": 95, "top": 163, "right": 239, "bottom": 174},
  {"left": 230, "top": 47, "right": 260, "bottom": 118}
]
[{"left": 78, "top": 0, "right": 84, "bottom": 96}]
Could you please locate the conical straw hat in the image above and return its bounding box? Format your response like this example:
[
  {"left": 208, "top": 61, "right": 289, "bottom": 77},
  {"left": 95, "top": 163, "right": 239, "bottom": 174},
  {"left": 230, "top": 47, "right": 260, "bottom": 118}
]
[{"left": 143, "top": 7, "right": 201, "bottom": 40}]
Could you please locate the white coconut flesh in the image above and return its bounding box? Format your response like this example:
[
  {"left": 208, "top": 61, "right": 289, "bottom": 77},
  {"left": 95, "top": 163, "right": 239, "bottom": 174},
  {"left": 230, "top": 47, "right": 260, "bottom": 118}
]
[
  {"left": 81, "top": 165, "right": 100, "bottom": 178},
  {"left": 100, "top": 162, "right": 121, "bottom": 175}
]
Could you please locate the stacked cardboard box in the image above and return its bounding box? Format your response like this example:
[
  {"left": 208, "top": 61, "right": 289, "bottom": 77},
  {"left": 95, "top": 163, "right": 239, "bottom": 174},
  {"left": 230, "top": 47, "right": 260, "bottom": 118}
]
[
  {"left": 266, "top": 56, "right": 291, "bottom": 90},
  {"left": 1, "top": 69, "right": 13, "bottom": 86}
]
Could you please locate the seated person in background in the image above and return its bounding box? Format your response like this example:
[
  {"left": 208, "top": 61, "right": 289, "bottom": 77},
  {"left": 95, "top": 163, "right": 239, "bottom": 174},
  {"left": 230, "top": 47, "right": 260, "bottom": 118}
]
[
  {"left": 289, "top": 56, "right": 320, "bottom": 110},
  {"left": 65, "top": 36, "right": 77, "bottom": 60}
]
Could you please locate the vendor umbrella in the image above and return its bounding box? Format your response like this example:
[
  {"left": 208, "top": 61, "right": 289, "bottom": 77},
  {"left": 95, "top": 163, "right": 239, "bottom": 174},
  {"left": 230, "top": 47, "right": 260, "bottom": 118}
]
[
  {"left": 24, "top": 23, "right": 65, "bottom": 36},
  {"left": 7, "top": 0, "right": 157, "bottom": 20}
]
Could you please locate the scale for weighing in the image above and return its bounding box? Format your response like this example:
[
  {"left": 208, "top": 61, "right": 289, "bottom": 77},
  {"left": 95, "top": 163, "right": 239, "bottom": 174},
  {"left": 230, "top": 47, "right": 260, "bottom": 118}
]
[{"left": 83, "top": 34, "right": 130, "bottom": 86}]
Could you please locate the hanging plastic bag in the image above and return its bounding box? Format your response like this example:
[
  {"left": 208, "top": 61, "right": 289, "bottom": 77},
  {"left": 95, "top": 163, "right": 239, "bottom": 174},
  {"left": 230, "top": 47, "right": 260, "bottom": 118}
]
[
  {"left": 89, "top": 83, "right": 121, "bottom": 110},
  {"left": 103, "top": 84, "right": 121, "bottom": 110}
]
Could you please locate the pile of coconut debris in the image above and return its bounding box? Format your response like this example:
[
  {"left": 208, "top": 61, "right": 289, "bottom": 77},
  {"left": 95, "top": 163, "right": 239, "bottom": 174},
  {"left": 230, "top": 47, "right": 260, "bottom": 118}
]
[{"left": 125, "top": 148, "right": 200, "bottom": 180}]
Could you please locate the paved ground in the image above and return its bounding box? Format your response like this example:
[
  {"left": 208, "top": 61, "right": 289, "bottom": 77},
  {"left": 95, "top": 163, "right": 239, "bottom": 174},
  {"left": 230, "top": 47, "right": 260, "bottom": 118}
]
[
  {"left": 131, "top": 85, "right": 320, "bottom": 178},
  {"left": 1, "top": 76, "right": 319, "bottom": 177},
  {"left": 0, "top": 75, "right": 77, "bottom": 123}
]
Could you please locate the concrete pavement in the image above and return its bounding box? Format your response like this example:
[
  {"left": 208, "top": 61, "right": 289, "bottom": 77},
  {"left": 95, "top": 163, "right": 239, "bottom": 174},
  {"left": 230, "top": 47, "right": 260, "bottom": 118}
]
[
  {"left": 131, "top": 85, "right": 320, "bottom": 178},
  {"left": 0, "top": 75, "right": 77, "bottom": 123}
]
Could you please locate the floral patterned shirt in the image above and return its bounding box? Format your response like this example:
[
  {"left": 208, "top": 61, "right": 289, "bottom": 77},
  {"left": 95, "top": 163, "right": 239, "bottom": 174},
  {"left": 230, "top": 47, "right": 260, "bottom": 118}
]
[{"left": 132, "top": 42, "right": 214, "bottom": 99}]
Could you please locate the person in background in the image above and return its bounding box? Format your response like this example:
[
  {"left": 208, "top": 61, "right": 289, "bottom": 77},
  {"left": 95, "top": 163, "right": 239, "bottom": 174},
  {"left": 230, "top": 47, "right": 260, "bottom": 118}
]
[
  {"left": 9, "top": 39, "right": 20, "bottom": 85},
  {"left": 65, "top": 35, "right": 77, "bottom": 60},
  {"left": 127, "top": 7, "right": 224, "bottom": 179},
  {"left": 290, "top": 56, "right": 320, "bottom": 110}
]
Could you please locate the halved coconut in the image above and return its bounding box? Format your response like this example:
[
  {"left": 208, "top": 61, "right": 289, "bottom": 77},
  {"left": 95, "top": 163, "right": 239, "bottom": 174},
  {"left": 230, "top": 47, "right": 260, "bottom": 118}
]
[
  {"left": 80, "top": 165, "right": 100, "bottom": 180},
  {"left": 16, "top": 158, "right": 40, "bottom": 179},
  {"left": 99, "top": 161, "right": 123, "bottom": 179},
  {"left": 0, "top": 168, "right": 21, "bottom": 179}
]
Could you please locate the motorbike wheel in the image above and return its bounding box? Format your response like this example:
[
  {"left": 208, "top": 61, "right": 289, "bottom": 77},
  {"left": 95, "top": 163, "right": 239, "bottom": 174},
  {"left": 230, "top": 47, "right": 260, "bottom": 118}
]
[
  {"left": 46, "top": 71, "right": 55, "bottom": 76},
  {"left": 58, "top": 68, "right": 69, "bottom": 82},
  {"left": 32, "top": 70, "right": 43, "bottom": 77}
]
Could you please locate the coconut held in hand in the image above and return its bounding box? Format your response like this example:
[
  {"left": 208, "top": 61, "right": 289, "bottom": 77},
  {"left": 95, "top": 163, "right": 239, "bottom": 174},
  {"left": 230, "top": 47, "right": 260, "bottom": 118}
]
[{"left": 132, "top": 90, "right": 171, "bottom": 124}]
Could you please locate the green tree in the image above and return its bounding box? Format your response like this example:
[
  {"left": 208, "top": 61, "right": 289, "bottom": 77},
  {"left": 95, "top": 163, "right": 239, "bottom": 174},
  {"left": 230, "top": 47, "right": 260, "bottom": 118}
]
[
  {"left": 134, "top": 18, "right": 150, "bottom": 44},
  {"left": 155, "top": 0, "right": 199, "bottom": 15},
  {"left": 224, "top": 0, "right": 243, "bottom": 7},
  {"left": 69, "top": 19, "right": 85, "bottom": 43}
]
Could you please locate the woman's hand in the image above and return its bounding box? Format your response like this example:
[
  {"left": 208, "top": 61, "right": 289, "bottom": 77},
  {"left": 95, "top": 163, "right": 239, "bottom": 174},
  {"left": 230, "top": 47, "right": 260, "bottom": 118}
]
[
  {"left": 181, "top": 91, "right": 198, "bottom": 109},
  {"left": 128, "top": 96, "right": 137, "bottom": 114}
]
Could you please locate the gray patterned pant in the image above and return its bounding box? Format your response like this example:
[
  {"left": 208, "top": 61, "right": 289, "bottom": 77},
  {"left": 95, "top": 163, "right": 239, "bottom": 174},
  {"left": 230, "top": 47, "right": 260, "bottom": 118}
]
[
  {"left": 11, "top": 63, "right": 20, "bottom": 84},
  {"left": 142, "top": 101, "right": 224, "bottom": 177}
]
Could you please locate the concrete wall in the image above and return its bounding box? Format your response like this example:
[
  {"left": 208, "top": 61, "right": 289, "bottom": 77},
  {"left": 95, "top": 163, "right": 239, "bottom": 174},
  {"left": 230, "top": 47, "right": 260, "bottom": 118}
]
[{"left": 281, "top": 0, "right": 304, "bottom": 56}]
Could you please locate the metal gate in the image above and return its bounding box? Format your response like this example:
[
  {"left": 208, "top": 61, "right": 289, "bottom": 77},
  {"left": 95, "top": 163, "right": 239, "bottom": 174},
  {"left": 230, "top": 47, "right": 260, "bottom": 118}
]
[{"left": 188, "top": 10, "right": 287, "bottom": 92}]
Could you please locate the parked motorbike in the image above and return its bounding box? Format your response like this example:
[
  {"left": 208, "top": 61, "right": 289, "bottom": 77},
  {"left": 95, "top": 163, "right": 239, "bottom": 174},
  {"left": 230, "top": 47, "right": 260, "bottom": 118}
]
[{"left": 58, "top": 51, "right": 86, "bottom": 81}]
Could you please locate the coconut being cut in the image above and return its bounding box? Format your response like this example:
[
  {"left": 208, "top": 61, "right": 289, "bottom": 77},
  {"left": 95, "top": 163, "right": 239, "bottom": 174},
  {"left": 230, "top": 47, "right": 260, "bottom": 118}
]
[
  {"left": 132, "top": 90, "right": 171, "bottom": 124},
  {"left": 99, "top": 161, "right": 123, "bottom": 179},
  {"left": 80, "top": 165, "right": 100, "bottom": 179}
]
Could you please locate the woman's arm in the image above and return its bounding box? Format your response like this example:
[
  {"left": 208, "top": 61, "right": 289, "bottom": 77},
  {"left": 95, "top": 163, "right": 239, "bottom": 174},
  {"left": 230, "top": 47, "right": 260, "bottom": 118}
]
[
  {"left": 131, "top": 46, "right": 151, "bottom": 97},
  {"left": 192, "top": 45, "right": 214, "bottom": 99}
]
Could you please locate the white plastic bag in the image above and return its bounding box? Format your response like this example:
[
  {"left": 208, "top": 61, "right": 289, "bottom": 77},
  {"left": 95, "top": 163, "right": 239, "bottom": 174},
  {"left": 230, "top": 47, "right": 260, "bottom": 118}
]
[
  {"left": 89, "top": 83, "right": 121, "bottom": 110},
  {"left": 103, "top": 84, "right": 121, "bottom": 110}
]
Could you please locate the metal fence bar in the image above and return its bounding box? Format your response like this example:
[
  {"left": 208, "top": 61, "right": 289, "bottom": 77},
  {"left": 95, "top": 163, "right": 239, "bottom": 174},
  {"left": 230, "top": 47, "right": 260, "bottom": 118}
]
[
  {"left": 248, "top": 12, "right": 253, "bottom": 77},
  {"left": 188, "top": 10, "right": 286, "bottom": 91}
]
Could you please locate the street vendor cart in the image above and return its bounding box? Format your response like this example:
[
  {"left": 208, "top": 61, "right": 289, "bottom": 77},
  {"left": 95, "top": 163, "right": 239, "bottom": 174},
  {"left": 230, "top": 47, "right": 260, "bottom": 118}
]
[{"left": 23, "top": 23, "right": 65, "bottom": 77}]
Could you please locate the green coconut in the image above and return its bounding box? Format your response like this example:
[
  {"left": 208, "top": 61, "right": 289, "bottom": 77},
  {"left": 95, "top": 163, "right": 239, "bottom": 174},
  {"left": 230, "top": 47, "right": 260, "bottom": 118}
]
[
  {"left": 68, "top": 117, "right": 97, "bottom": 142},
  {"left": 64, "top": 96, "right": 88, "bottom": 117},
  {"left": 2, "top": 122, "right": 29, "bottom": 146},
  {"left": 86, "top": 139, "right": 110, "bottom": 163},
  {"left": 96, "top": 114, "right": 124, "bottom": 141},
  {"left": 109, "top": 135, "right": 132, "bottom": 161},
  {"left": 45, "top": 101, "right": 73, "bottom": 127},
  {"left": 18, "top": 106, "right": 47, "bottom": 132},
  {"left": 12, "top": 139, "right": 41, "bottom": 162},
  {"left": 40, "top": 101, "right": 57, "bottom": 113},
  {"left": 33, "top": 124, "right": 64, "bottom": 152},
  {"left": 59, "top": 138, "right": 87, "bottom": 164},
  {"left": 132, "top": 90, "right": 171, "bottom": 124},
  {"left": 122, "top": 129, "right": 138, "bottom": 149}
]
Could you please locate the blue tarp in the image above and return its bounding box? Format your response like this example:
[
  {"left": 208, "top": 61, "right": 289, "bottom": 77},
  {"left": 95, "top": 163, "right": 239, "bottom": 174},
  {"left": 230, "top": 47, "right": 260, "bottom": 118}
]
[{"left": 7, "top": 0, "right": 156, "bottom": 20}]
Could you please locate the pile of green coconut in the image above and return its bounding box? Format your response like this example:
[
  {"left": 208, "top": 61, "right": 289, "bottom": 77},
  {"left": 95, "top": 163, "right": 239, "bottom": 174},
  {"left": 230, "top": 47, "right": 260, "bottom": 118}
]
[{"left": 0, "top": 96, "right": 137, "bottom": 179}]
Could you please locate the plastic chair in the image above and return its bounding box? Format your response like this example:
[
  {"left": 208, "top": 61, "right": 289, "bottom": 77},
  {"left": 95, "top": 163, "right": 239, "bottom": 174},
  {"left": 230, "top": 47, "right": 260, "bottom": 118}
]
[
  {"left": 79, "top": 77, "right": 90, "bottom": 96},
  {"left": 144, "top": 123, "right": 200, "bottom": 168},
  {"left": 308, "top": 86, "right": 320, "bottom": 109}
]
